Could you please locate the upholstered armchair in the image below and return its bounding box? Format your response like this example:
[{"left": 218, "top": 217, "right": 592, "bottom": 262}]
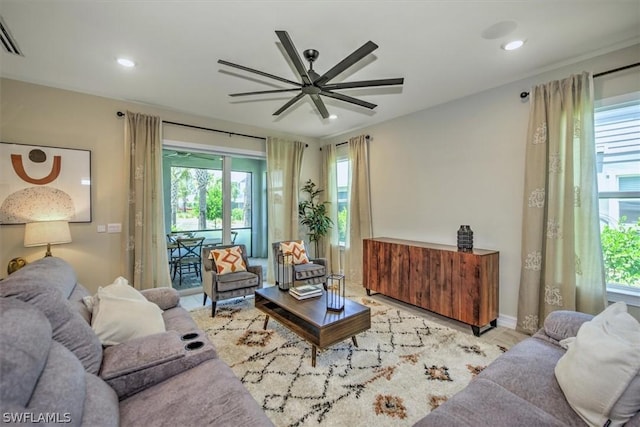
[
  {"left": 201, "top": 244, "right": 263, "bottom": 317},
  {"left": 271, "top": 241, "right": 327, "bottom": 290}
]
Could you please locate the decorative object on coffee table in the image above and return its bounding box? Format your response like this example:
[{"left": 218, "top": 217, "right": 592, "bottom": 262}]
[
  {"left": 277, "top": 252, "right": 293, "bottom": 291},
  {"left": 457, "top": 225, "right": 474, "bottom": 252},
  {"left": 326, "top": 273, "right": 345, "bottom": 312}
]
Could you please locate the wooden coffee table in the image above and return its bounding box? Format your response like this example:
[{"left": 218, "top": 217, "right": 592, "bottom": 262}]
[{"left": 255, "top": 286, "right": 371, "bottom": 367}]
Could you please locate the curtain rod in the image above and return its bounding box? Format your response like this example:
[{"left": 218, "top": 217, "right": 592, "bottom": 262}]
[
  {"left": 116, "top": 111, "right": 266, "bottom": 141},
  {"left": 519, "top": 62, "right": 640, "bottom": 99},
  {"left": 320, "top": 135, "right": 370, "bottom": 150}
]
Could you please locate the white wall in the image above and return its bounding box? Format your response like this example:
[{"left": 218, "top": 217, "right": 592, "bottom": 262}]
[{"left": 326, "top": 44, "right": 640, "bottom": 321}]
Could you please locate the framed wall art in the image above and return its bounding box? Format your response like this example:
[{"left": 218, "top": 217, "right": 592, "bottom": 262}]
[{"left": 0, "top": 142, "right": 91, "bottom": 224}]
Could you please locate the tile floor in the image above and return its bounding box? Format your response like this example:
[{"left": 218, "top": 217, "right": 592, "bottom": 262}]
[{"left": 180, "top": 274, "right": 527, "bottom": 348}]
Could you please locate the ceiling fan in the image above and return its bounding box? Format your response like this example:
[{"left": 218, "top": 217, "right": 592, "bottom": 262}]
[{"left": 218, "top": 30, "right": 404, "bottom": 119}]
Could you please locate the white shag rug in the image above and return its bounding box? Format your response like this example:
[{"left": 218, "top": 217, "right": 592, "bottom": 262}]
[{"left": 190, "top": 295, "right": 507, "bottom": 427}]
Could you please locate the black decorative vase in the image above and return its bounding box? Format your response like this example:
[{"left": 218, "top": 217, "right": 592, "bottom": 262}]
[{"left": 457, "top": 225, "right": 474, "bottom": 252}]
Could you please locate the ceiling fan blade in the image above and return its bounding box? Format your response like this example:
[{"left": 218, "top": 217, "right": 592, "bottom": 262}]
[
  {"left": 320, "top": 90, "right": 377, "bottom": 110},
  {"left": 322, "top": 78, "right": 404, "bottom": 90},
  {"left": 218, "top": 59, "right": 301, "bottom": 87},
  {"left": 229, "top": 88, "right": 302, "bottom": 97},
  {"left": 275, "top": 30, "right": 312, "bottom": 85},
  {"left": 273, "top": 92, "right": 306, "bottom": 116},
  {"left": 314, "top": 41, "right": 378, "bottom": 86},
  {"left": 310, "top": 94, "right": 330, "bottom": 119}
]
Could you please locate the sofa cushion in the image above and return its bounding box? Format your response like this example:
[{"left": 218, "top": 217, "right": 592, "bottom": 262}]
[
  {"left": 91, "top": 289, "right": 166, "bottom": 346},
  {"left": 543, "top": 309, "right": 593, "bottom": 342},
  {"left": 0, "top": 280, "right": 103, "bottom": 375},
  {"left": 100, "top": 330, "right": 216, "bottom": 399},
  {"left": 293, "top": 262, "right": 325, "bottom": 280},
  {"left": 415, "top": 378, "right": 570, "bottom": 427},
  {"left": 555, "top": 302, "right": 640, "bottom": 427},
  {"left": 119, "top": 358, "right": 274, "bottom": 426},
  {"left": 0, "top": 298, "right": 119, "bottom": 427},
  {"left": 476, "top": 336, "right": 585, "bottom": 426},
  {"left": 216, "top": 271, "right": 259, "bottom": 292},
  {"left": 0, "top": 298, "right": 52, "bottom": 407},
  {"left": 209, "top": 246, "right": 247, "bottom": 275},
  {"left": 140, "top": 287, "right": 180, "bottom": 310},
  {"left": 280, "top": 240, "right": 310, "bottom": 264}
]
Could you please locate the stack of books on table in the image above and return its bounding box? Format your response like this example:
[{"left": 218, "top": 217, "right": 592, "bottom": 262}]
[{"left": 289, "top": 285, "right": 323, "bottom": 300}]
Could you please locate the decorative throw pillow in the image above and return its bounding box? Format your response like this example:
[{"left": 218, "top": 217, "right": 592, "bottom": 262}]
[
  {"left": 88, "top": 276, "right": 166, "bottom": 346},
  {"left": 91, "top": 292, "right": 166, "bottom": 346},
  {"left": 83, "top": 276, "right": 141, "bottom": 313},
  {"left": 555, "top": 302, "right": 640, "bottom": 427},
  {"left": 280, "top": 240, "right": 310, "bottom": 265},
  {"left": 208, "top": 246, "right": 247, "bottom": 275}
]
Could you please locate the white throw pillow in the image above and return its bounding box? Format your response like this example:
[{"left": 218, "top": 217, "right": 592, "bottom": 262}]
[
  {"left": 83, "top": 276, "right": 143, "bottom": 313},
  {"left": 555, "top": 302, "right": 640, "bottom": 427},
  {"left": 88, "top": 277, "right": 165, "bottom": 346}
]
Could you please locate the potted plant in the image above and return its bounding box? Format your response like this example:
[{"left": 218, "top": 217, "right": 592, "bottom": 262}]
[{"left": 298, "top": 179, "right": 333, "bottom": 257}]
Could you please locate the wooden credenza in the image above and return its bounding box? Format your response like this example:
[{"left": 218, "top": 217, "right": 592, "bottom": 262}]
[{"left": 363, "top": 237, "right": 499, "bottom": 336}]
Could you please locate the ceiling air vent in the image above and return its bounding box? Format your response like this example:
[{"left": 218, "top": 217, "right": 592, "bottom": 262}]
[{"left": 0, "top": 15, "right": 23, "bottom": 56}]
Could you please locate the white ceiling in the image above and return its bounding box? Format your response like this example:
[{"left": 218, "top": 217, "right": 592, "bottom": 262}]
[{"left": 1, "top": 1, "right": 639, "bottom": 139}]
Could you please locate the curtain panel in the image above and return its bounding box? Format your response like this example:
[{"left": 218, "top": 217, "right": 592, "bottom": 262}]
[
  {"left": 345, "top": 135, "right": 373, "bottom": 284},
  {"left": 321, "top": 143, "right": 341, "bottom": 274},
  {"left": 517, "top": 72, "right": 606, "bottom": 335},
  {"left": 123, "top": 111, "right": 171, "bottom": 290},
  {"left": 266, "top": 137, "right": 305, "bottom": 282}
]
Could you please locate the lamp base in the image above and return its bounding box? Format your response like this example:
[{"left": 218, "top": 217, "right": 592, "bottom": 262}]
[{"left": 7, "top": 257, "right": 27, "bottom": 275}]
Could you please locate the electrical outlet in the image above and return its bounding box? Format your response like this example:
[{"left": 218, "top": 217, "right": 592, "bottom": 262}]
[{"left": 107, "top": 223, "right": 122, "bottom": 233}]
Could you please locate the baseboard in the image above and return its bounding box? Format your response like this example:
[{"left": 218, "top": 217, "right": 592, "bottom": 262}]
[{"left": 497, "top": 313, "right": 517, "bottom": 330}]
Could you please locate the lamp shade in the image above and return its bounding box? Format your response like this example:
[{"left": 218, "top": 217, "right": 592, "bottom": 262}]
[{"left": 24, "top": 220, "right": 72, "bottom": 247}]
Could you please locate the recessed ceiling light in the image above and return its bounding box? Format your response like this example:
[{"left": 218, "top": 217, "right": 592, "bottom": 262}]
[
  {"left": 117, "top": 58, "right": 136, "bottom": 68},
  {"left": 329, "top": 114, "right": 338, "bottom": 120},
  {"left": 502, "top": 40, "right": 525, "bottom": 51}
]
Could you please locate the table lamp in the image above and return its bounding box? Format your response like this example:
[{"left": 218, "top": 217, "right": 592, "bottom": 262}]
[{"left": 24, "top": 220, "right": 72, "bottom": 257}]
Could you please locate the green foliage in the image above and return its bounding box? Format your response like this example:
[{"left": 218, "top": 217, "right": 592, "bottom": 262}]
[
  {"left": 232, "top": 208, "right": 244, "bottom": 222},
  {"left": 338, "top": 207, "right": 347, "bottom": 243},
  {"left": 601, "top": 217, "right": 640, "bottom": 288},
  {"left": 205, "top": 178, "right": 223, "bottom": 227},
  {"left": 298, "top": 179, "right": 333, "bottom": 254}
]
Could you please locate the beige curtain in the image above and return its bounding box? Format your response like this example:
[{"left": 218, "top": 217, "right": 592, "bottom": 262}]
[
  {"left": 517, "top": 72, "right": 606, "bottom": 335},
  {"left": 321, "top": 143, "right": 341, "bottom": 274},
  {"left": 266, "top": 137, "right": 305, "bottom": 282},
  {"left": 345, "top": 135, "right": 373, "bottom": 284},
  {"left": 123, "top": 111, "right": 171, "bottom": 290}
]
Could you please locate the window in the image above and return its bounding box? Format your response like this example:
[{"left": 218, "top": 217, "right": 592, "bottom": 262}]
[
  {"left": 595, "top": 94, "right": 640, "bottom": 293},
  {"left": 163, "top": 149, "right": 267, "bottom": 257},
  {"left": 336, "top": 148, "right": 350, "bottom": 246}
]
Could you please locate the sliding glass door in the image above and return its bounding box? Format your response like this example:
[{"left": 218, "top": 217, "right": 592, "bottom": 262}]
[{"left": 162, "top": 149, "right": 267, "bottom": 258}]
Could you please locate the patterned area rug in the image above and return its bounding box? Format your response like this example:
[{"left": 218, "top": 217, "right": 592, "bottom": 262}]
[{"left": 190, "top": 295, "right": 508, "bottom": 427}]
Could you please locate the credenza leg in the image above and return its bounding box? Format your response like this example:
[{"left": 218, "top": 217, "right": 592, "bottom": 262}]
[
  {"left": 263, "top": 315, "right": 270, "bottom": 330},
  {"left": 311, "top": 346, "right": 317, "bottom": 367},
  {"left": 351, "top": 336, "right": 359, "bottom": 347},
  {"left": 471, "top": 326, "right": 481, "bottom": 337},
  {"left": 366, "top": 289, "right": 371, "bottom": 296}
]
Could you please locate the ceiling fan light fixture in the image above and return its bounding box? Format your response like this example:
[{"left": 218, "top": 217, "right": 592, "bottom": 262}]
[
  {"left": 117, "top": 57, "right": 136, "bottom": 68},
  {"left": 502, "top": 40, "right": 525, "bottom": 51}
]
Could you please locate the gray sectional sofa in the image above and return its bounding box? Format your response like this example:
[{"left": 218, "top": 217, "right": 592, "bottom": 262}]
[
  {"left": 0, "top": 256, "right": 273, "bottom": 426},
  {"left": 414, "top": 310, "right": 640, "bottom": 427}
]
